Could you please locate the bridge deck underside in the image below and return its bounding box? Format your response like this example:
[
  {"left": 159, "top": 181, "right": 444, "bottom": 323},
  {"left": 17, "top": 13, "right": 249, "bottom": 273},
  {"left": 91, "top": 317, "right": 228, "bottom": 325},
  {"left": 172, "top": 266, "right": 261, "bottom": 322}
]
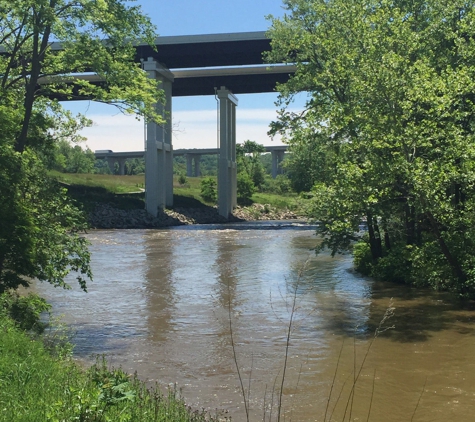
[{"left": 135, "top": 35, "right": 271, "bottom": 69}]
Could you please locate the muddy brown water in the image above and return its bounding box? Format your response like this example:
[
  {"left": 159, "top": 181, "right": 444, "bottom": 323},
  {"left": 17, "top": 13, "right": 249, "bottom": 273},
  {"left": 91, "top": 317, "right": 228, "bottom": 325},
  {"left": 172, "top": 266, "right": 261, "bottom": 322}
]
[{"left": 32, "top": 222, "right": 475, "bottom": 421}]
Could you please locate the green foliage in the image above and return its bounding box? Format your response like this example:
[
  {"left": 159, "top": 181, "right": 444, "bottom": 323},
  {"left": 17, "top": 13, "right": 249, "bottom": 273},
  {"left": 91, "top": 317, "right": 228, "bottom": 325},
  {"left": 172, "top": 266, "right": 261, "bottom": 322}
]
[
  {"left": 89, "top": 358, "right": 135, "bottom": 407},
  {"left": 0, "top": 0, "right": 164, "bottom": 292},
  {"left": 0, "top": 292, "right": 51, "bottom": 334},
  {"left": 353, "top": 240, "right": 412, "bottom": 284},
  {"left": 0, "top": 311, "right": 221, "bottom": 422},
  {"left": 261, "top": 174, "right": 293, "bottom": 195},
  {"left": 236, "top": 140, "right": 266, "bottom": 190},
  {"left": 178, "top": 173, "right": 188, "bottom": 186},
  {"left": 200, "top": 177, "right": 217, "bottom": 203},
  {"left": 283, "top": 133, "right": 333, "bottom": 193},
  {"left": 94, "top": 158, "right": 113, "bottom": 174},
  {"left": 237, "top": 171, "right": 256, "bottom": 205},
  {"left": 0, "top": 150, "right": 92, "bottom": 293},
  {"left": 125, "top": 157, "right": 145, "bottom": 175},
  {"left": 268, "top": 0, "right": 475, "bottom": 296},
  {"left": 52, "top": 140, "right": 96, "bottom": 173}
]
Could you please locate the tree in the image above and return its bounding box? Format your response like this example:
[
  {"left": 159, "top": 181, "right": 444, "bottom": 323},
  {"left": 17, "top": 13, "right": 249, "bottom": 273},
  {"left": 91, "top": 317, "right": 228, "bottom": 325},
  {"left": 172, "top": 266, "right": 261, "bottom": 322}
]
[
  {"left": 52, "top": 139, "right": 96, "bottom": 173},
  {"left": 0, "top": 0, "right": 163, "bottom": 292},
  {"left": 267, "top": 0, "right": 475, "bottom": 295},
  {"left": 236, "top": 140, "right": 266, "bottom": 189}
]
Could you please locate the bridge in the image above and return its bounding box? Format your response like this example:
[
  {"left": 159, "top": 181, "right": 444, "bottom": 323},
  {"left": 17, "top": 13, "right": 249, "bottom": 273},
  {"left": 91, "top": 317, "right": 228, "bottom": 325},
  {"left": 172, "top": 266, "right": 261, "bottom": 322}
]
[
  {"left": 43, "top": 31, "right": 295, "bottom": 217},
  {"left": 94, "top": 145, "right": 287, "bottom": 179}
]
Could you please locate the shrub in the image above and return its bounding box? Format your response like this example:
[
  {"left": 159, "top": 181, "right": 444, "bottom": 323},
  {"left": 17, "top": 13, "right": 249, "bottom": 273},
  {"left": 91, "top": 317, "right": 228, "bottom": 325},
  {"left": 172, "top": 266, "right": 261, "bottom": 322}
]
[
  {"left": 178, "top": 173, "right": 187, "bottom": 186},
  {"left": 353, "top": 239, "right": 412, "bottom": 284},
  {"left": 237, "top": 172, "right": 255, "bottom": 205},
  {"left": 200, "top": 177, "right": 217, "bottom": 203},
  {"left": 261, "top": 174, "right": 293, "bottom": 194},
  {"left": 0, "top": 292, "right": 51, "bottom": 333}
]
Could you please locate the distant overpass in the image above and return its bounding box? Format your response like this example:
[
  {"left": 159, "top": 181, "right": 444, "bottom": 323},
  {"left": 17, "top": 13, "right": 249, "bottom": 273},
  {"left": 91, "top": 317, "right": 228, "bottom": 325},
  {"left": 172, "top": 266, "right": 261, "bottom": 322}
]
[{"left": 95, "top": 145, "right": 288, "bottom": 179}]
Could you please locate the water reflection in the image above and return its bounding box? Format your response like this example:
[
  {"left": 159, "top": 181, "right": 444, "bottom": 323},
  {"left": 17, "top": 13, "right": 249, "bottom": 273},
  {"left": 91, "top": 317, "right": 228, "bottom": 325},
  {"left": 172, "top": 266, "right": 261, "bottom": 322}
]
[
  {"left": 143, "top": 231, "right": 176, "bottom": 343},
  {"left": 30, "top": 224, "right": 475, "bottom": 422}
]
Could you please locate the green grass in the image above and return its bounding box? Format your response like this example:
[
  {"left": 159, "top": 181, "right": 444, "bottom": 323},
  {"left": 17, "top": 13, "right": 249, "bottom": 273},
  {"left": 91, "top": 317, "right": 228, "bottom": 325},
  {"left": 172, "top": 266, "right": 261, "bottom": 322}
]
[
  {"left": 51, "top": 171, "right": 145, "bottom": 194},
  {"left": 252, "top": 192, "right": 299, "bottom": 210},
  {"left": 50, "top": 172, "right": 302, "bottom": 213},
  {"left": 0, "top": 311, "right": 223, "bottom": 422}
]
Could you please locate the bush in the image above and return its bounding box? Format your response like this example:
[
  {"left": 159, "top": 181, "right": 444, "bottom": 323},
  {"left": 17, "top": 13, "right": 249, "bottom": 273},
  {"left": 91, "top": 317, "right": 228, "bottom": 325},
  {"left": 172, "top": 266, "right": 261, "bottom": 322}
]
[
  {"left": 0, "top": 292, "right": 51, "bottom": 333},
  {"left": 353, "top": 241, "right": 373, "bottom": 276},
  {"left": 261, "top": 174, "right": 293, "bottom": 195},
  {"left": 200, "top": 177, "right": 217, "bottom": 203},
  {"left": 237, "top": 172, "right": 255, "bottom": 205},
  {"left": 178, "top": 173, "right": 187, "bottom": 186},
  {"left": 353, "top": 239, "right": 412, "bottom": 284}
]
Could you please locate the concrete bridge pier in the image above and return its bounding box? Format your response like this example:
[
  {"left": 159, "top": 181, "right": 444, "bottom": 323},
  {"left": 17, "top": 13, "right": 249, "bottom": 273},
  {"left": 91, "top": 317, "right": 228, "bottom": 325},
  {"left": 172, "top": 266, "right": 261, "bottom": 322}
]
[
  {"left": 271, "top": 150, "right": 285, "bottom": 178},
  {"left": 106, "top": 157, "right": 115, "bottom": 174},
  {"left": 118, "top": 158, "right": 127, "bottom": 176},
  {"left": 105, "top": 157, "right": 126, "bottom": 175},
  {"left": 185, "top": 153, "right": 202, "bottom": 177},
  {"left": 217, "top": 86, "right": 238, "bottom": 218},
  {"left": 194, "top": 155, "right": 201, "bottom": 177},
  {"left": 143, "top": 58, "right": 174, "bottom": 216}
]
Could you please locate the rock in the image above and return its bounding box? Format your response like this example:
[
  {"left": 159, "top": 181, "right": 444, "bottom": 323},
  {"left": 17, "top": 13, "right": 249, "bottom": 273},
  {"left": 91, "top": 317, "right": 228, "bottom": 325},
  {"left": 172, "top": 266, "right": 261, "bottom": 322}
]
[{"left": 87, "top": 202, "right": 303, "bottom": 229}]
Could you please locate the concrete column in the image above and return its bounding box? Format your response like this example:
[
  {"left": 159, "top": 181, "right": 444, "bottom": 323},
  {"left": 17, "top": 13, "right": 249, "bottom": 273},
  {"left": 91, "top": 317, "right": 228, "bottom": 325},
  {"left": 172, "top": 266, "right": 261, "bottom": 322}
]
[
  {"left": 186, "top": 154, "right": 193, "bottom": 177},
  {"left": 143, "top": 58, "right": 174, "bottom": 216},
  {"left": 164, "top": 75, "right": 173, "bottom": 207},
  {"left": 217, "top": 86, "right": 238, "bottom": 218},
  {"left": 271, "top": 150, "right": 285, "bottom": 178},
  {"left": 231, "top": 103, "right": 237, "bottom": 208},
  {"left": 193, "top": 155, "right": 201, "bottom": 177},
  {"left": 106, "top": 157, "right": 115, "bottom": 174},
  {"left": 118, "top": 158, "right": 127, "bottom": 176}
]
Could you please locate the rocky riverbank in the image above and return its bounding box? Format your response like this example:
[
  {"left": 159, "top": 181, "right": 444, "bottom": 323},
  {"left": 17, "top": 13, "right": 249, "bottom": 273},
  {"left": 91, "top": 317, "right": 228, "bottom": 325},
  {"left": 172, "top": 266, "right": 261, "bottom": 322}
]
[{"left": 88, "top": 202, "right": 302, "bottom": 229}]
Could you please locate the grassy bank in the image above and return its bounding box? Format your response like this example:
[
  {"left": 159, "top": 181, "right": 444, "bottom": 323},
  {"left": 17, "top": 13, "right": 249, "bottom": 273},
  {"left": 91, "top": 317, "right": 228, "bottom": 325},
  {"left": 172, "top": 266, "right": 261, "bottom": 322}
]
[
  {"left": 0, "top": 294, "right": 221, "bottom": 422},
  {"left": 52, "top": 171, "right": 301, "bottom": 212}
]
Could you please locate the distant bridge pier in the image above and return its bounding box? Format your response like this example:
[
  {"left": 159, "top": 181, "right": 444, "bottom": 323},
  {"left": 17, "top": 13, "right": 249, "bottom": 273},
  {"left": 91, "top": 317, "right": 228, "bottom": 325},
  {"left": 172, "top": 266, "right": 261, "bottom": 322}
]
[
  {"left": 105, "top": 157, "right": 115, "bottom": 174},
  {"left": 185, "top": 153, "right": 202, "bottom": 177},
  {"left": 217, "top": 86, "right": 238, "bottom": 218},
  {"left": 118, "top": 158, "right": 127, "bottom": 176},
  {"left": 105, "top": 157, "right": 127, "bottom": 175},
  {"left": 143, "top": 58, "right": 174, "bottom": 216},
  {"left": 271, "top": 149, "right": 285, "bottom": 179}
]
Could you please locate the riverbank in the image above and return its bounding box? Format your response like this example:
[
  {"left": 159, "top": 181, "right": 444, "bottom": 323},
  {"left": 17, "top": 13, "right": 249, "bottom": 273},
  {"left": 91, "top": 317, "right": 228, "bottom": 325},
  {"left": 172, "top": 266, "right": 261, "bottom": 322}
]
[
  {"left": 87, "top": 201, "right": 303, "bottom": 229},
  {"left": 0, "top": 295, "right": 223, "bottom": 422}
]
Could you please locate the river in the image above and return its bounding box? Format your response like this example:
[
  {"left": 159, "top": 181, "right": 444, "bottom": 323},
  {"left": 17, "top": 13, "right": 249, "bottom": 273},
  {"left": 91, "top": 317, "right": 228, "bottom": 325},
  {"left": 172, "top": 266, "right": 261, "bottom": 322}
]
[{"left": 32, "top": 222, "right": 475, "bottom": 421}]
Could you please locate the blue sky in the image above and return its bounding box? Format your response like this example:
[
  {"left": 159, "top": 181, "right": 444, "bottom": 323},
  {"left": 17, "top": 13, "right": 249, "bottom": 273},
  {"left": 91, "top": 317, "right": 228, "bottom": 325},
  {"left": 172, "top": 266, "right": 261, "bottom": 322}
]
[{"left": 67, "top": 0, "right": 304, "bottom": 152}]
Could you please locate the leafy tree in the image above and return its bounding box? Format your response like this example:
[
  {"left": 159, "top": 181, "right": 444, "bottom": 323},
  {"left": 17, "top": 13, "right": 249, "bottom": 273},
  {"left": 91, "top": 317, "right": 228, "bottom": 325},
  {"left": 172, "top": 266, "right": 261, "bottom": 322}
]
[
  {"left": 52, "top": 139, "right": 96, "bottom": 173},
  {"left": 267, "top": 0, "right": 475, "bottom": 295},
  {"left": 236, "top": 140, "right": 266, "bottom": 189},
  {"left": 0, "top": 0, "right": 162, "bottom": 291},
  {"left": 125, "top": 158, "right": 145, "bottom": 175},
  {"left": 94, "top": 158, "right": 112, "bottom": 174}
]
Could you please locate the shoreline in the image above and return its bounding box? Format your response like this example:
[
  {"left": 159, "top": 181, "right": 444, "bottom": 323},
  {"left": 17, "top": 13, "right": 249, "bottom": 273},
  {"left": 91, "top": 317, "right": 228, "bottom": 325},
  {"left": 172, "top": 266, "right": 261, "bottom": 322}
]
[{"left": 87, "top": 202, "right": 305, "bottom": 229}]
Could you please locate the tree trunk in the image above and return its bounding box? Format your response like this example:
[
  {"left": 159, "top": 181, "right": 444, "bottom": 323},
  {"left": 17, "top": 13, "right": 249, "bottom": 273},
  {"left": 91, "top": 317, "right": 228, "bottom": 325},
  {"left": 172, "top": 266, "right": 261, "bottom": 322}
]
[
  {"left": 15, "top": 6, "right": 53, "bottom": 153},
  {"left": 426, "top": 211, "right": 467, "bottom": 284}
]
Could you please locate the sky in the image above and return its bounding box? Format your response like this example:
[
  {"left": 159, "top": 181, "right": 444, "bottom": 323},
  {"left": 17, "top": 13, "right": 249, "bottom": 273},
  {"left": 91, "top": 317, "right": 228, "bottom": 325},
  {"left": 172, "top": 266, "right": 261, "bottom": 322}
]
[{"left": 65, "top": 0, "right": 304, "bottom": 152}]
